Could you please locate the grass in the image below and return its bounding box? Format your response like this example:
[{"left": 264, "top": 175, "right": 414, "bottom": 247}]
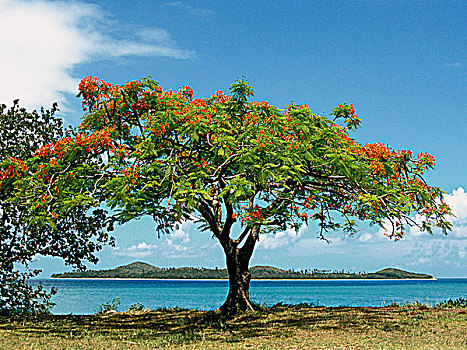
[{"left": 0, "top": 304, "right": 466, "bottom": 349}]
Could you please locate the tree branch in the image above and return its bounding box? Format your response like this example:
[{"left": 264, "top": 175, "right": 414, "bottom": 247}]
[
  {"left": 233, "top": 225, "right": 250, "bottom": 246},
  {"left": 240, "top": 225, "right": 260, "bottom": 260},
  {"left": 197, "top": 199, "right": 221, "bottom": 239},
  {"left": 221, "top": 199, "right": 235, "bottom": 239}
]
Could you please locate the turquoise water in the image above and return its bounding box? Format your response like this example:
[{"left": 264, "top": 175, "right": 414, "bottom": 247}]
[{"left": 29, "top": 278, "right": 467, "bottom": 315}]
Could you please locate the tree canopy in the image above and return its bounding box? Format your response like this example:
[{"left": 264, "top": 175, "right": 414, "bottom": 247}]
[
  {"left": 2, "top": 77, "right": 452, "bottom": 314},
  {"left": 0, "top": 101, "right": 112, "bottom": 314}
]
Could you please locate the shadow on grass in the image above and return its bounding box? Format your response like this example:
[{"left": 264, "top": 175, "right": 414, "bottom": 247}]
[{"left": 0, "top": 304, "right": 449, "bottom": 345}]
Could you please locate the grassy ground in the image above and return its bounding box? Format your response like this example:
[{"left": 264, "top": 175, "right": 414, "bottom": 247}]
[{"left": 1, "top": 305, "right": 466, "bottom": 349}]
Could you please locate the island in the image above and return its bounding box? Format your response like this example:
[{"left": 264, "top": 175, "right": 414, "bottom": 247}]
[{"left": 51, "top": 262, "right": 434, "bottom": 280}]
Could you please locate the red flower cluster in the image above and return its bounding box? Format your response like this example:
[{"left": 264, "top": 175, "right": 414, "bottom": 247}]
[
  {"left": 240, "top": 205, "right": 264, "bottom": 225},
  {"left": 122, "top": 165, "right": 139, "bottom": 184},
  {"left": 0, "top": 157, "right": 28, "bottom": 188},
  {"left": 35, "top": 126, "right": 120, "bottom": 160}
]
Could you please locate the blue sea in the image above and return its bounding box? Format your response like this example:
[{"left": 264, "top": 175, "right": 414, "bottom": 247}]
[{"left": 30, "top": 278, "right": 467, "bottom": 315}]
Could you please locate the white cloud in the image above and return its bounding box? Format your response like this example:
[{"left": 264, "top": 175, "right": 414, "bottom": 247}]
[
  {"left": 166, "top": 1, "right": 213, "bottom": 17},
  {"left": 164, "top": 220, "right": 194, "bottom": 257},
  {"left": 257, "top": 224, "right": 307, "bottom": 250},
  {"left": 356, "top": 187, "right": 467, "bottom": 242},
  {"left": 446, "top": 62, "right": 463, "bottom": 67},
  {"left": 445, "top": 187, "right": 467, "bottom": 223},
  {"left": 0, "top": 0, "right": 193, "bottom": 108},
  {"left": 406, "top": 239, "right": 466, "bottom": 268},
  {"left": 443, "top": 187, "right": 467, "bottom": 240},
  {"left": 358, "top": 232, "right": 375, "bottom": 242},
  {"left": 167, "top": 221, "right": 192, "bottom": 245},
  {"left": 111, "top": 220, "right": 200, "bottom": 260},
  {"left": 112, "top": 242, "right": 157, "bottom": 258},
  {"left": 406, "top": 187, "right": 467, "bottom": 240}
]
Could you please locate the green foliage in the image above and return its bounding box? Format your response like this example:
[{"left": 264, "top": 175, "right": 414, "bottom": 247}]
[
  {"left": 127, "top": 302, "right": 145, "bottom": 312},
  {"left": 0, "top": 101, "right": 113, "bottom": 314},
  {"left": 5, "top": 77, "right": 453, "bottom": 313},
  {"left": 385, "top": 298, "right": 467, "bottom": 309},
  {"left": 51, "top": 262, "right": 433, "bottom": 280},
  {"left": 97, "top": 297, "right": 120, "bottom": 313},
  {"left": 271, "top": 301, "right": 317, "bottom": 309},
  {"left": 13, "top": 77, "right": 452, "bottom": 240},
  {"left": 0, "top": 268, "right": 56, "bottom": 315},
  {"left": 436, "top": 297, "right": 467, "bottom": 309}
]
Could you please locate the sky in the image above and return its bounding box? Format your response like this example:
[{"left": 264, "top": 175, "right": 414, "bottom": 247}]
[{"left": 1, "top": 0, "right": 466, "bottom": 277}]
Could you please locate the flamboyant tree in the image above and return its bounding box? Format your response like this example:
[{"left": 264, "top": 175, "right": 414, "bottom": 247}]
[
  {"left": 0, "top": 101, "right": 112, "bottom": 314},
  {"left": 4, "top": 77, "right": 452, "bottom": 315}
]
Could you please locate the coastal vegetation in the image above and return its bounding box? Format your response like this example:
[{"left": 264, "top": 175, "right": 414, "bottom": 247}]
[
  {"left": 0, "top": 102, "right": 111, "bottom": 314},
  {"left": 1, "top": 303, "right": 465, "bottom": 349},
  {"left": 51, "top": 262, "right": 434, "bottom": 280}
]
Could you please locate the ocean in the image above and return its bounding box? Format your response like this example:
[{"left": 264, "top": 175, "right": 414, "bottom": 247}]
[{"left": 29, "top": 278, "right": 467, "bottom": 315}]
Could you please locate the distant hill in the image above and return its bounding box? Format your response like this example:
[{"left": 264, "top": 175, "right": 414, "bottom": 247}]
[{"left": 51, "top": 262, "right": 434, "bottom": 280}]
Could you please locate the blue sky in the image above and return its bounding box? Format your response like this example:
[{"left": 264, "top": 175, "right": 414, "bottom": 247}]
[{"left": 1, "top": 0, "right": 466, "bottom": 277}]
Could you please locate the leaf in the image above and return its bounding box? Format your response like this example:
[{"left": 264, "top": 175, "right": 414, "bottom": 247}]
[
  {"left": 47, "top": 217, "right": 57, "bottom": 230},
  {"left": 383, "top": 163, "right": 394, "bottom": 176}
]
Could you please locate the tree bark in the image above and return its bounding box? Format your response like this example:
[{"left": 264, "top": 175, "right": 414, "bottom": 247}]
[
  {"left": 217, "top": 246, "right": 254, "bottom": 316},
  {"left": 217, "top": 226, "right": 259, "bottom": 316}
]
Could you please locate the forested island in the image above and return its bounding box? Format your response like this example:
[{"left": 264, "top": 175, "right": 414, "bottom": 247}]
[{"left": 51, "top": 262, "right": 434, "bottom": 280}]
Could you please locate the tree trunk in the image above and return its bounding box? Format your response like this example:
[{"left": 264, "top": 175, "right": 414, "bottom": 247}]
[
  {"left": 216, "top": 224, "right": 260, "bottom": 316},
  {"left": 217, "top": 245, "right": 255, "bottom": 316}
]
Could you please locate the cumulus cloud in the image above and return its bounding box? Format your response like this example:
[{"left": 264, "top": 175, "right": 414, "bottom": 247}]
[
  {"left": 445, "top": 187, "right": 467, "bottom": 224},
  {"left": 167, "top": 221, "right": 192, "bottom": 245},
  {"left": 440, "top": 187, "right": 467, "bottom": 240},
  {"left": 257, "top": 224, "right": 307, "bottom": 250},
  {"left": 406, "top": 187, "right": 467, "bottom": 240},
  {"left": 164, "top": 221, "right": 195, "bottom": 257},
  {"left": 112, "top": 220, "right": 196, "bottom": 259},
  {"left": 112, "top": 242, "right": 158, "bottom": 258},
  {"left": 358, "top": 232, "right": 376, "bottom": 242},
  {"left": 355, "top": 187, "right": 467, "bottom": 242},
  {"left": 0, "top": 0, "right": 193, "bottom": 108}
]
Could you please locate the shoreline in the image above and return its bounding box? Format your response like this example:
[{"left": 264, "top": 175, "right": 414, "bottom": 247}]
[{"left": 48, "top": 277, "right": 438, "bottom": 281}]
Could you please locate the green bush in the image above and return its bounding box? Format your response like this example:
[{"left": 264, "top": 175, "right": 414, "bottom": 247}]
[
  {"left": 97, "top": 297, "right": 120, "bottom": 313},
  {"left": 127, "top": 302, "right": 145, "bottom": 312},
  {"left": 436, "top": 297, "right": 467, "bottom": 309}
]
